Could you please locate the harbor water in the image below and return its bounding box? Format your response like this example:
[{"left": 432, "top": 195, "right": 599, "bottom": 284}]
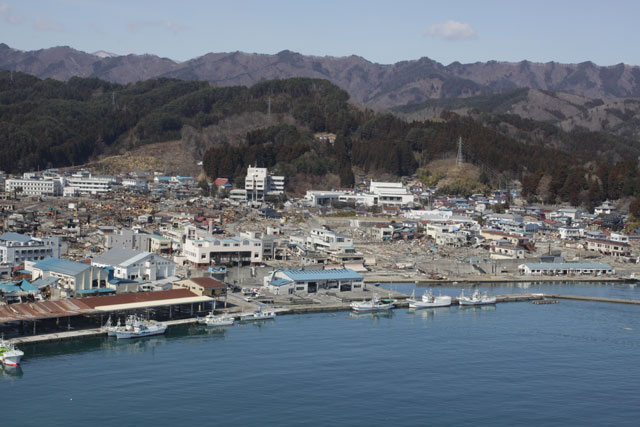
[{"left": 2, "top": 282, "right": 640, "bottom": 426}]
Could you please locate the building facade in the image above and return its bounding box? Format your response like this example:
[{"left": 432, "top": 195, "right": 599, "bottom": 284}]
[
  {"left": 264, "top": 268, "right": 364, "bottom": 295},
  {"left": 0, "top": 232, "right": 62, "bottom": 267}
]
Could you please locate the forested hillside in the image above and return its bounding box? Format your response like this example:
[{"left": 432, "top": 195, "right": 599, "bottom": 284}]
[{"left": 1, "top": 71, "right": 639, "bottom": 208}]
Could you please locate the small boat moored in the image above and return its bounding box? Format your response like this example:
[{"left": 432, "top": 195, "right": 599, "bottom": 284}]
[
  {"left": 350, "top": 294, "right": 396, "bottom": 312},
  {"left": 114, "top": 320, "right": 167, "bottom": 339},
  {"left": 198, "top": 312, "right": 235, "bottom": 326},
  {"left": 458, "top": 289, "right": 497, "bottom": 306},
  {"left": 408, "top": 289, "right": 452, "bottom": 309},
  {"left": 0, "top": 337, "right": 24, "bottom": 367},
  {"left": 239, "top": 306, "right": 276, "bottom": 321}
]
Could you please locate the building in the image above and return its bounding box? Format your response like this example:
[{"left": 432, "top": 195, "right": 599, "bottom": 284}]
[
  {"left": 518, "top": 262, "right": 614, "bottom": 276},
  {"left": 0, "top": 232, "right": 62, "bottom": 268},
  {"left": 103, "top": 228, "right": 152, "bottom": 252},
  {"left": 173, "top": 277, "right": 226, "bottom": 297},
  {"left": 244, "top": 167, "right": 285, "bottom": 202},
  {"left": 4, "top": 177, "right": 62, "bottom": 196},
  {"left": 27, "top": 257, "right": 111, "bottom": 295},
  {"left": 64, "top": 171, "right": 116, "bottom": 195},
  {"left": 489, "top": 241, "right": 525, "bottom": 259},
  {"left": 183, "top": 235, "right": 263, "bottom": 266},
  {"left": 586, "top": 239, "right": 632, "bottom": 257},
  {"left": 369, "top": 181, "right": 415, "bottom": 206},
  {"left": 594, "top": 201, "right": 616, "bottom": 215},
  {"left": 306, "top": 228, "right": 353, "bottom": 252},
  {"left": 264, "top": 268, "right": 364, "bottom": 295},
  {"left": 91, "top": 248, "right": 176, "bottom": 282}
]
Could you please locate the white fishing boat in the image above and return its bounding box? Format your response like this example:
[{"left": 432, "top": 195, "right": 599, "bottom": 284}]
[
  {"left": 407, "top": 289, "right": 452, "bottom": 309},
  {"left": 199, "top": 312, "right": 235, "bottom": 327},
  {"left": 458, "top": 289, "right": 497, "bottom": 306},
  {"left": 114, "top": 319, "right": 167, "bottom": 339},
  {"left": 350, "top": 294, "right": 396, "bottom": 312},
  {"left": 239, "top": 307, "right": 276, "bottom": 321},
  {"left": 0, "top": 337, "right": 24, "bottom": 367}
]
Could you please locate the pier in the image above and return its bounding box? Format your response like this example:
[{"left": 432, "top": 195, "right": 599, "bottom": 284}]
[{"left": 6, "top": 292, "right": 640, "bottom": 346}]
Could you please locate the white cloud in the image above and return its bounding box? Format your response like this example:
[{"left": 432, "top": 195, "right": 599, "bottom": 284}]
[
  {"left": 425, "top": 20, "right": 476, "bottom": 41},
  {"left": 0, "top": 3, "right": 22, "bottom": 24},
  {"left": 34, "top": 13, "right": 64, "bottom": 32},
  {"left": 127, "top": 20, "right": 188, "bottom": 35}
]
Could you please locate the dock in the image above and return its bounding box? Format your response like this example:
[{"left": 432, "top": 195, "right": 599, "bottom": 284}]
[
  {"left": 545, "top": 294, "right": 640, "bottom": 305},
  {"left": 6, "top": 292, "right": 640, "bottom": 346}
]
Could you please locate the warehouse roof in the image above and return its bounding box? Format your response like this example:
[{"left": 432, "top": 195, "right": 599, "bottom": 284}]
[
  {"left": 33, "top": 258, "right": 92, "bottom": 276},
  {"left": 279, "top": 268, "right": 363, "bottom": 281}
]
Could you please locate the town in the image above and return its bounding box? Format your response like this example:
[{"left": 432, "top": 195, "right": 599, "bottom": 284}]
[{"left": 1, "top": 162, "right": 638, "bottom": 342}]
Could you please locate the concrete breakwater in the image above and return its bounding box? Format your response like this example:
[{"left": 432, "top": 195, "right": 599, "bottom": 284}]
[{"left": 8, "top": 292, "right": 640, "bottom": 346}]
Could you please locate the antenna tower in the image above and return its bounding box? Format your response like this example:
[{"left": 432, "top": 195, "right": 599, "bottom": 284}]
[{"left": 456, "top": 137, "right": 464, "bottom": 165}]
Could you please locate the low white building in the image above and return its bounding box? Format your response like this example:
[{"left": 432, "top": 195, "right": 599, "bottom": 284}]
[
  {"left": 92, "top": 248, "right": 176, "bottom": 282},
  {"left": 183, "top": 235, "right": 263, "bottom": 266},
  {"left": 264, "top": 268, "right": 364, "bottom": 295},
  {"left": 518, "top": 262, "right": 614, "bottom": 276},
  {"left": 308, "top": 228, "right": 353, "bottom": 252},
  {"left": 369, "top": 181, "right": 415, "bottom": 206}
]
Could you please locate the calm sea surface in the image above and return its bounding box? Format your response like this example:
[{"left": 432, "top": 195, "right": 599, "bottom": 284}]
[{"left": 2, "top": 282, "right": 640, "bottom": 426}]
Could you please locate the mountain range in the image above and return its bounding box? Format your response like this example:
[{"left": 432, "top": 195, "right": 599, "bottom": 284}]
[{"left": 2, "top": 43, "right": 640, "bottom": 110}]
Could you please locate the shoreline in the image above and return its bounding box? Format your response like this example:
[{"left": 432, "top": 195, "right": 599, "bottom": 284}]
[
  {"left": 9, "top": 291, "right": 640, "bottom": 347},
  {"left": 363, "top": 276, "right": 638, "bottom": 285}
]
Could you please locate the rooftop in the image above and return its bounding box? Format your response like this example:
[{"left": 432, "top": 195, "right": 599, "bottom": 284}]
[
  {"left": 279, "top": 268, "right": 363, "bottom": 281},
  {"left": 33, "top": 258, "right": 92, "bottom": 276},
  {"left": 0, "top": 232, "right": 31, "bottom": 243}
]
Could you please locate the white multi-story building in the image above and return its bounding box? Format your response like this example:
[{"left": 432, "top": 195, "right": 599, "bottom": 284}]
[
  {"left": 5, "top": 177, "right": 62, "bottom": 196},
  {"left": 183, "top": 234, "right": 263, "bottom": 266},
  {"left": 92, "top": 248, "right": 176, "bottom": 282},
  {"left": 245, "top": 167, "right": 285, "bottom": 202},
  {"left": 64, "top": 171, "right": 116, "bottom": 195},
  {"left": 0, "top": 232, "right": 62, "bottom": 267},
  {"left": 369, "top": 181, "right": 415, "bottom": 206}
]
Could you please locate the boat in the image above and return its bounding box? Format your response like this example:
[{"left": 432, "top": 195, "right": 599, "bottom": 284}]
[
  {"left": 114, "top": 319, "right": 167, "bottom": 339},
  {"left": 0, "top": 337, "right": 24, "bottom": 367},
  {"left": 458, "top": 289, "right": 497, "bottom": 306},
  {"left": 239, "top": 307, "right": 276, "bottom": 321},
  {"left": 103, "top": 316, "right": 123, "bottom": 337},
  {"left": 407, "top": 289, "right": 452, "bottom": 309},
  {"left": 350, "top": 294, "right": 396, "bottom": 312},
  {"left": 198, "top": 312, "right": 235, "bottom": 327}
]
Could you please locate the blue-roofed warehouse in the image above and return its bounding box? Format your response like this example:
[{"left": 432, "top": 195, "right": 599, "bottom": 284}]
[
  {"left": 264, "top": 268, "right": 364, "bottom": 295},
  {"left": 26, "top": 257, "right": 112, "bottom": 296}
]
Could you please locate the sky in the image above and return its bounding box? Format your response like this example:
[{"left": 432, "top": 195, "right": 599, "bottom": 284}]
[{"left": 1, "top": 0, "right": 639, "bottom": 66}]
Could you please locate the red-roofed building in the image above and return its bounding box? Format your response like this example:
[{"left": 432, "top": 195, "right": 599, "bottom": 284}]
[{"left": 173, "top": 277, "right": 227, "bottom": 297}]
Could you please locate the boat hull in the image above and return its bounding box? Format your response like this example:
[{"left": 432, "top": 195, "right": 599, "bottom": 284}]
[
  {"left": 204, "top": 316, "right": 235, "bottom": 326},
  {"left": 408, "top": 297, "right": 452, "bottom": 309},
  {"left": 458, "top": 297, "right": 496, "bottom": 306},
  {"left": 350, "top": 303, "right": 395, "bottom": 312},
  {"left": 115, "top": 325, "right": 167, "bottom": 339},
  {"left": 1, "top": 350, "right": 24, "bottom": 367}
]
